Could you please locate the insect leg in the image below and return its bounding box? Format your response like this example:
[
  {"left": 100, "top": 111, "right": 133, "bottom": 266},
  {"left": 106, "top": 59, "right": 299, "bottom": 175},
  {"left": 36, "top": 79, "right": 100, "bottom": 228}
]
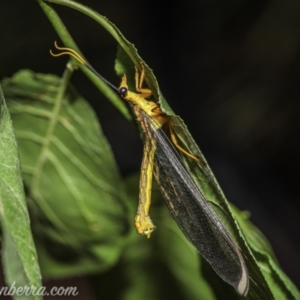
[
  {"left": 134, "top": 108, "right": 157, "bottom": 238},
  {"left": 168, "top": 122, "right": 201, "bottom": 163},
  {"left": 134, "top": 63, "right": 152, "bottom": 98}
]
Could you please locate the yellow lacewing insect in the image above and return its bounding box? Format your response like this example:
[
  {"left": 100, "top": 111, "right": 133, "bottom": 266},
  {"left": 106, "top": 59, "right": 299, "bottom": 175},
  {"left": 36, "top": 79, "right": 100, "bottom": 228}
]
[{"left": 50, "top": 42, "right": 249, "bottom": 296}]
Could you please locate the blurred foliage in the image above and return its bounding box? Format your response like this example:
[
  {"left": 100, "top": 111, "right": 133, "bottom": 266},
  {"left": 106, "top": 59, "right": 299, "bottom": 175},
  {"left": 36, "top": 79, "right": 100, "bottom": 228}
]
[{"left": 2, "top": 69, "right": 129, "bottom": 279}]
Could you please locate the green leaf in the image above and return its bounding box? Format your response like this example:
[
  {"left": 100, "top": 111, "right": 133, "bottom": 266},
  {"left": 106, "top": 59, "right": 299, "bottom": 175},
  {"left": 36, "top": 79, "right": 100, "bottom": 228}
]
[
  {"left": 40, "top": 1, "right": 299, "bottom": 298},
  {"left": 115, "top": 47, "right": 273, "bottom": 298},
  {"left": 88, "top": 13, "right": 287, "bottom": 299},
  {"left": 122, "top": 175, "right": 300, "bottom": 300},
  {"left": 232, "top": 206, "right": 300, "bottom": 300},
  {"left": 0, "top": 86, "right": 42, "bottom": 300},
  {"left": 1, "top": 70, "right": 129, "bottom": 278},
  {"left": 91, "top": 174, "right": 215, "bottom": 300}
]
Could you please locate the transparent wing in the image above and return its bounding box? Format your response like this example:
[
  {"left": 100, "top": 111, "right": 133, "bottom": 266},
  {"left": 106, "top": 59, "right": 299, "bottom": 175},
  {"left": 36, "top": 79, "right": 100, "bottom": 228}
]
[{"left": 140, "top": 111, "right": 249, "bottom": 296}]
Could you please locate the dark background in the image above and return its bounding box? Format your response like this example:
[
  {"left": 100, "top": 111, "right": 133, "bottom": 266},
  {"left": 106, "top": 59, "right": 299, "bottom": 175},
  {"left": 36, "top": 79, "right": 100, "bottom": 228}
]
[{"left": 1, "top": 0, "right": 299, "bottom": 294}]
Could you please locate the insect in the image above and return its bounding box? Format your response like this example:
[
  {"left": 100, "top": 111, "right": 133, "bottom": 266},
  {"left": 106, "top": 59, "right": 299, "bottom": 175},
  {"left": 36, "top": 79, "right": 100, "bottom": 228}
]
[{"left": 50, "top": 42, "right": 249, "bottom": 296}]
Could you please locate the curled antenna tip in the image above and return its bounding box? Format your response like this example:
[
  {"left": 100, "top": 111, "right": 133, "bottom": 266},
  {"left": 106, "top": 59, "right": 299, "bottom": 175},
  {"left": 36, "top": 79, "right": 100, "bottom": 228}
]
[
  {"left": 49, "top": 41, "right": 119, "bottom": 92},
  {"left": 49, "top": 41, "right": 87, "bottom": 65}
]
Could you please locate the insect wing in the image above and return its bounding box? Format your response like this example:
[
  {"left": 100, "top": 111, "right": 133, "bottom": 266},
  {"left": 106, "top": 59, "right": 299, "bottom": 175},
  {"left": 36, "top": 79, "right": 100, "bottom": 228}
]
[{"left": 140, "top": 111, "right": 249, "bottom": 296}]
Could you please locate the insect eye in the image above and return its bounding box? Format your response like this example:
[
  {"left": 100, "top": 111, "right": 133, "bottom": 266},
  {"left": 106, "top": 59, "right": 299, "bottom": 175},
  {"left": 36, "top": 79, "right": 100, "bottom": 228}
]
[{"left": 119, "top": 87, "right": 127, "bottom": 97}]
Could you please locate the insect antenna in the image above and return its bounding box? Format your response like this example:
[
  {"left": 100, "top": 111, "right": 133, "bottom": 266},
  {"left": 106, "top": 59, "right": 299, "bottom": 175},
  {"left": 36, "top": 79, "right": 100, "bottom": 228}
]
[{"left": 50, "top": 41, "right": 118, "bottom": 92}]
